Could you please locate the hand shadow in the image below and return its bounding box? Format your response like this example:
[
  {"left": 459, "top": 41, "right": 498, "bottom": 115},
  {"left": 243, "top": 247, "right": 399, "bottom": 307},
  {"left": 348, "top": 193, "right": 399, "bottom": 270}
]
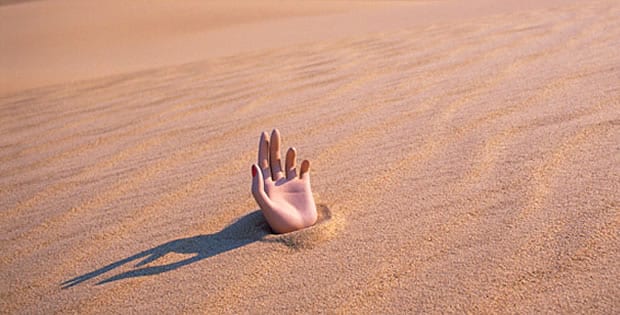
[{"left": 62, "top": 210, "right": 272, "bottom": 288}]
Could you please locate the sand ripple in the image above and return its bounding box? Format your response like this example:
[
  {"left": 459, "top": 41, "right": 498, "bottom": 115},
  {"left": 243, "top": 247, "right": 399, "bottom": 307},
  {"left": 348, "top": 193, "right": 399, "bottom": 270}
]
[{"left": 1, "top": 0, "right": 619, "bottom": 313}]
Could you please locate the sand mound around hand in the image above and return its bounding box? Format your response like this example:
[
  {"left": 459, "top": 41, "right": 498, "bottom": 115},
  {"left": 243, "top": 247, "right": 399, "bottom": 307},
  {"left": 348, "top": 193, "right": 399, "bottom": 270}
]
[
  {"left": 262, "top": 204, "right": 343, "bottom": 249},
  {"left": 222, "top": 204, "right": 343, "bottom": 249}
]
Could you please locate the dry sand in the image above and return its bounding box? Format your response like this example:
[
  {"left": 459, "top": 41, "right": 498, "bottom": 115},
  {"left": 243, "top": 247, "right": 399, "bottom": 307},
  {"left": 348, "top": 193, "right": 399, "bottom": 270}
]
[{"left": 1, "top": 0, "right": 619, "bottom": 313}]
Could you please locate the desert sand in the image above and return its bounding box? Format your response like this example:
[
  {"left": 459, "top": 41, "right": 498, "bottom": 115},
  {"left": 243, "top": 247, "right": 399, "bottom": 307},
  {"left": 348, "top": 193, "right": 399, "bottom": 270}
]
[{"left": 1, "top": 0, "right": 619, "bottom": 313}]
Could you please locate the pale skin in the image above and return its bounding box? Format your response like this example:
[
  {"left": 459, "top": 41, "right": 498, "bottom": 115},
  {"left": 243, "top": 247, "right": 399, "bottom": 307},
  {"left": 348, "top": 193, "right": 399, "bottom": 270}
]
[{"left": 251, "top": 129, "right": 318, "bottom": 234}]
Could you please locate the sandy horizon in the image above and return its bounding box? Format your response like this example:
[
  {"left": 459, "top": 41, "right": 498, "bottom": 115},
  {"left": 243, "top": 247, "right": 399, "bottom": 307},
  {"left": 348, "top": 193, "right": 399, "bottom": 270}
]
[{"left": 1, "top": 0, "right": 619, "bottom": 313}]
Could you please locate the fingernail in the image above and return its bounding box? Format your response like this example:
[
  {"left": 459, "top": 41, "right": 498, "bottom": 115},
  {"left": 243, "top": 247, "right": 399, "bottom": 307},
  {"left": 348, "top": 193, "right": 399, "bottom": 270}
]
[{"left": 252, "top": 165, "right": 257, "bottom": 177}]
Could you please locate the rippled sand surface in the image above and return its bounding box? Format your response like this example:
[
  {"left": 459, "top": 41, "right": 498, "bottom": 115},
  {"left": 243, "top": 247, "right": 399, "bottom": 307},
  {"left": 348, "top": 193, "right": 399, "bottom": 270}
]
[{"left": 1, "top": 0, "right": 619, "bottom": 313}]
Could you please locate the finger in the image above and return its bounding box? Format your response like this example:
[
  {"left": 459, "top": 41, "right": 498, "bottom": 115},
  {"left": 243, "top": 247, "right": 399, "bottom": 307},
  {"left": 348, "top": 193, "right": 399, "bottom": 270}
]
[
  {"left": 258, "top": 131, "right": 271, "bottom": 180},
  {"left": 299, "top": 159, "right": 310, "bottom": 179},
  {"left": 251, "top": 164, "right": 272, "bottom": 210},
  {"left": 269, "top": 129, "right": 284, "bottom": 180},
  {"left": 285, "top": 147, "right": 297, "bottom": 179},
  {"left": 258, "top": 131, "right": 270, "bottom": 169}
]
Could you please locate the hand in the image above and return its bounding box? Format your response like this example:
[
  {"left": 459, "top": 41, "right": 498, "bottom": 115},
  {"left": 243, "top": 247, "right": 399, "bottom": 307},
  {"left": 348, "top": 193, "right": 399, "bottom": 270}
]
[{"left": 251, "top": 129, "right": 318, "bottom": 234}]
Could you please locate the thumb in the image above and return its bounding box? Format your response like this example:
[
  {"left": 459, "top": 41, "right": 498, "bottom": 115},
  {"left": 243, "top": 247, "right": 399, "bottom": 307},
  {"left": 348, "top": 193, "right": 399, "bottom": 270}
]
[{"left": 251, "top": 164, "right": 271, "bottom": 210}]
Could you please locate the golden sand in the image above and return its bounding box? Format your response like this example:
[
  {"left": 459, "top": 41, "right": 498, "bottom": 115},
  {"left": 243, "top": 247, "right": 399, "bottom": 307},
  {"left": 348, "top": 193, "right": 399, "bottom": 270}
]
[{"left": 1, "top": 0, "right": 618, "bottom": 313}]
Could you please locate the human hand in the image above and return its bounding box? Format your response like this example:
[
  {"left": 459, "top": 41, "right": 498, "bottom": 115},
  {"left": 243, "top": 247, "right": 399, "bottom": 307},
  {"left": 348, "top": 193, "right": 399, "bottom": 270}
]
[{"left": 251, "top": 129, "right": 318, "bottom": 234}]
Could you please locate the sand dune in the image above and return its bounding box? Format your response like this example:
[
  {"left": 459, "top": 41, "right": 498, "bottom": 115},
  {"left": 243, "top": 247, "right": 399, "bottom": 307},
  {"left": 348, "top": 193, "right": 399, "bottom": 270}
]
[{"left": 1, "top": 0, "right": 619, "bottom": 313}]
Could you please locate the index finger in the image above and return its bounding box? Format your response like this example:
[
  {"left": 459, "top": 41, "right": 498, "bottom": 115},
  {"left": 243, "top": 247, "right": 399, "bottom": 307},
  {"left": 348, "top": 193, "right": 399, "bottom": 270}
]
[{"left": 258, "top": 131, "right": 270, "bottom": 173}]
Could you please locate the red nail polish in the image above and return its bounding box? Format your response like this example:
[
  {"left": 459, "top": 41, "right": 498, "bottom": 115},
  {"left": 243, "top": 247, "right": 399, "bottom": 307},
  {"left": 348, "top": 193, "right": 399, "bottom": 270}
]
[{"left": 252, "top": 165, "right": 257, "bottom": 177}]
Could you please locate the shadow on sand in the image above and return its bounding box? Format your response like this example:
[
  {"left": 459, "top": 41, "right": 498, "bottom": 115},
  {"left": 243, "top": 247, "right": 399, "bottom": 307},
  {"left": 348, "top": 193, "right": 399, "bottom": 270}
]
[{"left": 62, "top": 210, "right": 272, "bottom": 288}]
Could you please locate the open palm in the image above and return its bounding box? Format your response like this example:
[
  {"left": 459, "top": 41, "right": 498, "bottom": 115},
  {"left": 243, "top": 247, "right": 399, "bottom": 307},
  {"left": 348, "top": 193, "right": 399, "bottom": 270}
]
[{"left": 251, "top": 129, "right": 317, "bottom": 234}]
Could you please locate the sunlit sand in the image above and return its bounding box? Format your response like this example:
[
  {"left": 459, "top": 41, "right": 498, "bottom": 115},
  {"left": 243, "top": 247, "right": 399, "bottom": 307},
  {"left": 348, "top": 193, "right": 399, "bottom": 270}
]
[{"left": 1, "top": 0, "right": 618, "bottom": 313}]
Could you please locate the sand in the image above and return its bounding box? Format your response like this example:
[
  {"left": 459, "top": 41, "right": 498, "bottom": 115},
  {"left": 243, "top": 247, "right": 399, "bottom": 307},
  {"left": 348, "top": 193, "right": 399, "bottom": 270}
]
[{"left": 1, "top": 0, "right": 619, "bottom": 313}]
